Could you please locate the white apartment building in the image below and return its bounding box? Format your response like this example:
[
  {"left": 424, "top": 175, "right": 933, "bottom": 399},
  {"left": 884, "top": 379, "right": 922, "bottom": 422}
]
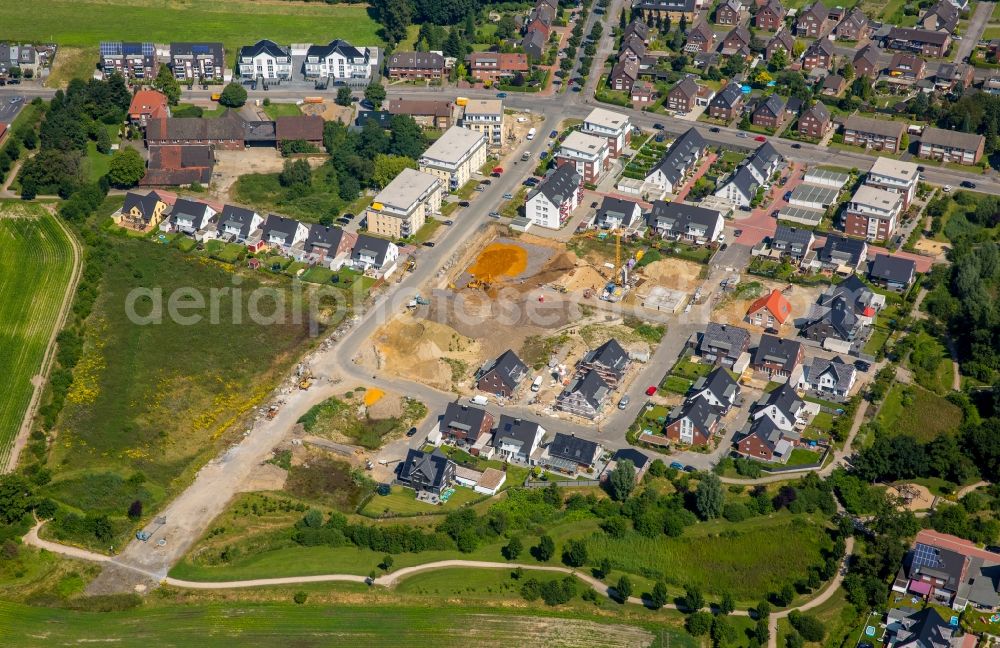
[
  {"left": 556, "top": 131, "right": 609, "bottom": 184},
  {"left": 366, "top": 168, "right": 443, "bottom": 239},
  {"left": 579, "top": 107, "right": 631, "bottom": 157},
  {"left": 303, "top": 39, "right": 373, "bottom": 83},
  {"left": 238, "top": 40, "right": 292, "bottom": 81},
  {"left": 865, "top": 157, "right": 919, "bottom": 208},
  {"left": 525, "top": 164, "right": 582, "bottom": 229},
  {"left": 418, "top": 126, "right": 488, "bottom": 191},
  {"left": 461, "top": 99, "right": 504, "bottom": 149}
]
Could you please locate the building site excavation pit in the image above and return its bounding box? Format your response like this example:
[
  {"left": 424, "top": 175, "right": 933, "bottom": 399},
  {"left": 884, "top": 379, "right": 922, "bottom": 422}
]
[{"left": 452, "top": 236, "right": 564, "bottom": 296}]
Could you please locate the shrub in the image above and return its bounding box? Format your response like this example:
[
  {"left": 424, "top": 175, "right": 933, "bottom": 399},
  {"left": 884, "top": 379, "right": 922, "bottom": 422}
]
[
  {"left": 788, "top": 611, "right": 825, "bottom": 642},
  {"left": 686, "top": 611, "right": 713, "bottom": 636},
  {"left": 293, "top": 591, "right": 308, "bottom": 604}
]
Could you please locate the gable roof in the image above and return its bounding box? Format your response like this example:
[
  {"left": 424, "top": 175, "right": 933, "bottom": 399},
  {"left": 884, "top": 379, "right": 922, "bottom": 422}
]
[
  {"left": 769, "top": 30, "right": 795, "bottom": 53},
  {"left": 755, "top": 94, "right": 785, "bottom": 118},
  {"left": 566, "top": 370, "right": 612, "bottom": 410},
  {"left": 760, "top": 0, "right": 786, "bottom": 16},
  {"left": 887, "top": 26, "right": 950, "bottom": 46},
  {"left": 820, "top": 233, "right": 867, "bottom": 266},
  {"left": 529, "top": 162, "right": 580, "bottom": 208},
  {"left": 807, "top": 356, "right": 856, "bottom": 386},
  {"left": 262, "top": 214, "right": 301, "bottom": 239},
  {"left": 752, "top": 334, "right": 803, "bottom": 371},
  {"left": 623, "top": 20, "right": 650, "bottom": 42},
  {"left": 610, "top": 58, "right": 639, "bottom": 82},
  {"left": 688, "top": 20, "right": 716, "bottom": 43},
  {"left": 548, "top": 432, "right": 601, "bottom": 466},
  {"left": 724, "top": 25, "right": 752, "bottom": 46},
  {"left": 388, "top": 98, "right": 452, "bottom": 118},
  {"left": 219, "top": 204, "right": 259, "bottom": 238},
  {"left": 388, "top": 51, "right": 445, "bottom": 70},
  {"left": 800, "top": 0, "right": 828, "bottom": 22},
  {"left": 773, "top": 224, "right": 815, "bottom": 248},
  {"left": 727, "top": 166, "right": 760, "bottom": 199},
  {"left": 747, "top": 289, "right": 792, "bottom": 324},
  {"left": 807, "top": 38, "right": 835, "bottom": 58},
  {"left": 583, "top": 338, "right": 630, "bottom": 377},
  {"left": 596, "top": 196, "right": 641, "bottom": 226},
  {"left": 649, "top": 127, "right": 708, "bottom": 186},
  {"left": 670, "top": 75, "right": 700, "bottom": 100},
  {"left": 495, "top": 415, "right": 542, "bottom": 450},
  {"left": 275, "top": 115, "right": 323, "bottom": 141},
  {"left": 647, "top": 200, "right": 722, "bottom": 233},
  {"left": 838, "top": 6, "right": 868, "bottom": 30},
  {"left": 701, "top": 322, "right": 751, "bottom": 356},
  {"left": 892, "top": 608, "right": 954, "bottom": 648},
  {"left": 171, "top": 198, "right": 212, "bottom": 221},
  {"left": 129, "top": 90, "right": 169, "bottom": 119},
  {"left": 147, "top": 110, "right": 247, "bottom": 142},
  {"left": 479, "top": 349, "right": 529, "bottom": 391},
  {"left": 762, "top": 382, "right": 804, "bottom": 419},
  {"left": 353, "top": 233, "right": 394, "bottom": 266},
  {"left": 239, "top": 39, "right": 288, "bottom": 60},
  {"left": 468, "top": 51, "right": 529, "bottom": 71},
  {"left": 399, "top": 448, "right": 452, "bottom": 489},
  {"left": 692, "top": 366, "right": 739, "bottom": 405},
  {"left": 802, "top": 101, "right": 831, "bottom": 122},
  {"left": 920, "top": 126, "right": 984, "bottom": 151},
  {"left": 669, "top": 394, "right": 719, "bottom": 431},
  {"left": 711, "top": 82, "right": 744, "bottom": 109},
  {"left": 305, "top": 223, "right": 345, "bottom": 252},
  {"left": 744, "top": 415, "right": 797, "bottom": 450},
  {"left": 870, "top": 253, "right": 916, "bottom": 284},
  {"left": 441, "top": 402, "right": 491, "bottom": 440},
  {"left": 306, "top": 39, "right": 366, "bottom": 62},
  {"left": 854, "top": 43, "right": 880, "bottom": 68}
]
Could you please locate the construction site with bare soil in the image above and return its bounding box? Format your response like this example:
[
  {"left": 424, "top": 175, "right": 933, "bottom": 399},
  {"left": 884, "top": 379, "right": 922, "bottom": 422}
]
[{"left": 355, "top": 227, "right": 667, "bottom": 402}]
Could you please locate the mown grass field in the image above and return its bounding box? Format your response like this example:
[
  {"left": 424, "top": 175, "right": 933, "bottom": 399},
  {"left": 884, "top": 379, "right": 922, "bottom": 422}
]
[
  {"left": 43, "top": 238, "right": 315, "bottom": 549},
  {"left": 0, "top": 202, "right": 74, "bottom": 467},
  {"left": 2, "top": 0, "right": 382, "bottom": 77},
  {"left": 0, "top": 598, "right": 676, "bottom": 648},
  {"left": 585, "top": 512, "right": 832, "bottom": 604}
]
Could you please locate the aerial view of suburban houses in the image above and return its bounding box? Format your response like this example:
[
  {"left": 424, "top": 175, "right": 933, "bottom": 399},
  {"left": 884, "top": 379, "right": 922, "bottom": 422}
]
[{"left": 4, "top": 0, "right": 1000, "bottom": 644}]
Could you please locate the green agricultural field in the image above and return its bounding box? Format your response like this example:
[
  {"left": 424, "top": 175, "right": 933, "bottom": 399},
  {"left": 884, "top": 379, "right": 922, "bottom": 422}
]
[
  {"left": 42, "top": 238, "right": 316, "bottom": 549},
  {"left": 0, "top": 203, "right": 75, "bottom": 467},
  {"left": 0, "top": 0, "right": 382, "bottom": 67},
  {"left": 585, "top": 512, "right": 833, "bottom": 604},
  {"left": 875, "top": 383, "right": 963, "bottom": 442},
  {"left": 0, "top": 599, "right": 674, "bottom": 648}
]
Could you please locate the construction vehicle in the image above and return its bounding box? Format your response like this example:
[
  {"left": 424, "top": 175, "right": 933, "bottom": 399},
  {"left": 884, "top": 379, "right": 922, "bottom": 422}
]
[
  {"left": 405, "top": 258, "right": 416, "bottom": 272},
  {"left": 298, "top": 370, "right": 314, "bottom": 390},
  {"left": 467, "top": 276, "right": 492, "bottom": 291},
  {"left": 136, "top": 516, "right": 167, "bottom": 541},
  {"left": 407, "top": 294, "right": 430, "bottom": 308}
]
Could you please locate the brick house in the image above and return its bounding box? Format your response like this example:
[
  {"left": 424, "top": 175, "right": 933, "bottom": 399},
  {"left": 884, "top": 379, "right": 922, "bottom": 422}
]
[
  {"left": 853, "top": 44, "right": 880, "bottom": 79},
  {"left": 834, "top": 7, "right": 869, "bottom": 41},
  {"left": 664, "top": 396, "right": 719, "bottom": 446},
  {"left": 887, "top": 52, "right": 927, "bottom": 85},
  {"left": 715, "top": 0, "right": 744, "bottom": 25},
  {"left": 798, "top": 101, "right": 831, "bottom": 137},
  {"left": 721, "top": 25, "right": 753, "bottom": 56},
  {"left": 746, "top": 289, "right": 792, "bottom": 328},
  {"left": 475, "top": 349, "right": 529, "bottom": 398},
  {"left": 667, "top": 75, "right": 700, "bottom": 113},
  {"left": 756, "top": 0, "right": 786, "bottom": 30},
  {"left": 752, "top": 94, "right": 785, "bottom": 129},
  {"left": 766, "top": 30, "right": 795, "bottom": 62},
  {"left": 709, "top": 82, "right": 745, "bottom": 121},
  {"left": 467, "top": 52, "right": 529, "bottom": 82},
  {"left": 842, "top": 115, "right": 905, "bottom": 152},
  {"left": 796, "top": 1, "right": 828, "bottom": 37},
  {"left": 439, "top": 402, "right": 495, "bottom": 451},
  {"left": 750, "top": 334, "right": 804, "bottom": 378},
  {"left": 685, "top": 20, "right": 717, "bottom": 53},
  {"left": 803, "top": 38, "right": 834, "bottom": 71},
  {"left": 884, "top": 27, "right": 950, "bottom": 58},
  {"left": 918, "top": 127, "right": 985, "bottom": 165},
  {"left": 387, "top": 51, "right": 445, "bottom": 81},
  {"left": 609, "top": 58, "right": 639, "bottom": 92}
]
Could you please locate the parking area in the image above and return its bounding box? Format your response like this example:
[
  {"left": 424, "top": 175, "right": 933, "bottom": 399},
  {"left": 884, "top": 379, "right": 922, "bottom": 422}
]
[{"left": 0, "top": 95, "right": 26, "bottom": 126}]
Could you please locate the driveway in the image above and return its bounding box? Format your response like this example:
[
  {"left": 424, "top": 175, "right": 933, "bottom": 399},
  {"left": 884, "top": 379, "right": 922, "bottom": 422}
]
[
  {"left": 733, "top": 162, "right": 805, "bottom": 246},
  {"left": 955, "top": 2, "right": 991, "bottom": 62}
]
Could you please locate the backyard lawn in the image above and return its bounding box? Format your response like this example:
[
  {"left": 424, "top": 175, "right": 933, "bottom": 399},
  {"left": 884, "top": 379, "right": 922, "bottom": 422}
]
[
  {"left": 0, "top": 203, "right": 75, "bottom": 467},
  {"left": 360, "top": 484, "right": 483, "bottom": 517},
  {"left": 262, "top": 103, "right": 303, "bottom": 119}
]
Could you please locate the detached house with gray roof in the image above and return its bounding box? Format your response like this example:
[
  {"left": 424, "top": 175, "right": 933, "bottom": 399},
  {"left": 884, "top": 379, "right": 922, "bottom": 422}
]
[
  {"left": 818, "top": 233, "right": 868, "bottom": 273},
  {"left": 542, "top": 433, "right": 603, "bottom": 475},
  {"left": 397, "top": 448, "right": 456, "bottom": 495},
  {"left": 169, "top": 198, "right": 217, "bottom": 235},
  {"left": 476, "top": 349, "right": 529, "bottom": 398},
  {"left": 751, "top": 334, "right": 804, "bottom": 379},
  {"left": 737, "top": 415, "right": 801, "bottom": 462},
  {"left": 440, "top": 402, "right": 495, "bottom": 450},
  {"left": 351, "top": 233, "right": 399, "bottom": 273},
  {"left": 799, "top": 356, "right": 857, "bottom": 399},
  {"left": 699, "top": 322, "right": 751, "bottom": 367},
  {"left": 646, "top": 201, "right": 724, "bottom": 244},
  {"left": 771, "top": 225, "right": 815, "bottom": 261},
  {"left": 557, "top": 370, "right": 613, "bottom": 419},
  {"left": 709, "top": 83, "right": 745, "bottom": 121},
  {"left": 752, "top": 382, "right": 806, "bottom": 431},
  {"left": 801, "top": 275, "right": 882, "bottom": 344},
  {"left": 262, "top": 214, "right": 309, "bottom": 254},
  {"left": 643, "top": 127, "right": 708, "bottom": 194},
  {"left": 303, "top": 224, "right": 352, "bottom": 264},
  {"left": 594, "top": 197, "right": 643, "bottom": 233},
  {"left": 577, "top": 338, "right": 631, "bottom": 387},
  {"left": 689, "top": 367, "right": 741, "bottom": 414},
  {"left": 494, "top": 415, "right": 545, "bottom": 464},
  {"left": 869, "top": 254, "right": 917, "bottom": 292},
  {"left": 665, "top": 395, "right": 720, "bottom": 446}
]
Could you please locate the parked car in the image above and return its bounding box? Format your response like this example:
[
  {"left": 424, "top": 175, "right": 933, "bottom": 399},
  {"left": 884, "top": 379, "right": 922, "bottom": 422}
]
[
  {"left": 653, "top": 123, "right": 664, "bottom": 130},
  {"left": 790, "top": 143, "right": 802, "bottom": 149},
  {"left": 540, "top": 151, "right": 548, "bottom": 159},
  {"left": 754, "top": 135, "right": 766, "bottom": 142},
  {"left": 645, "top": 385, "right": 657, "bottom": 396},
  {"left": 488, "top": 211, "right": 501, "bottom": 218},
  {"left": 960, "top": 180, "right": 976, "bottom": 188},
  {"left": 481, "top": 179, "right": 492, "bottom": 185},
  {"left": 617, "top": 395, "right": 630, "bottom": 410},
  {"left": 406, "top": 427, "right": 418, "bottom": 437},
  {"left": 474, "top": 186, "right": 486, "bottom": 192},
  {"left": 669, "top": 461, "right": 684, "bottom": 470},
  {"left": 443, "top": 220, "right": 453, "bottom": 225},
  {"left": 496, "top": 92, "right": 508, "bottom": 98},
  {"left": 502, "top": 192, "right": 514, "bottom": 199},
  {"left": 683, "top": 465, "right": 696, "bottom": 473},
  {"left": 336, "top": 217, "right": 350, "bottom": 225},
  {"left": 422, "top": 241, "right": 435, "bottom": 247},
  {"left": 459, "top": 201, "right": 471, "bottom": 207},
  {"left": 854, "top": 360, "right": 871, "bottom": 372},
  {"left": 943, "top": 185, "right": 952, "bottom": 192},
  {"left": 916, "top": 166, "right": 925, "bottom": 172},
  {"left": 709, "top": 127, "right": 720, "bottom": 133},
  {"left": 523, "top": 178, "right": 538, "bottom": 187},
  {"left": 736, "top": 132, "right": 749, "bottom": 138}
]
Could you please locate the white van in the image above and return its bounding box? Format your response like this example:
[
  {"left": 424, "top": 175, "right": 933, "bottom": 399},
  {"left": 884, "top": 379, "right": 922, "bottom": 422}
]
[
  {"left": 531, "top": 376, "right": 543, "bottom": 392},
  {"left": 471, "top": 395, "right": 489, "bottom": 406},
  {"left": 527, "top": 127, "right": 536, "bottom": 141}
]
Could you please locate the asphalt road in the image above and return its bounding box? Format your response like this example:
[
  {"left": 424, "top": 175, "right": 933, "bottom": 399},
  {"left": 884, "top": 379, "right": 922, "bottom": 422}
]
[
  {"left": 955, "top": 2, "right": 992, "bottom": 63},
  {"left": 0, "top": 94, "right": 25, "bottom": 125}
]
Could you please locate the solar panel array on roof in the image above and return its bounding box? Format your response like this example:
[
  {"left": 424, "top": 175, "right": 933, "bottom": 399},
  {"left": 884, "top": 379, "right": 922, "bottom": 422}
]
[
  {"left": 191, "top": 44, "right": 212, "bottom": 54},
  {"left": 912, "top": 543, "right": 943, "bottom": 571},
  {"left": 100, "top": 41, "right": 121, "bottom": 57}
]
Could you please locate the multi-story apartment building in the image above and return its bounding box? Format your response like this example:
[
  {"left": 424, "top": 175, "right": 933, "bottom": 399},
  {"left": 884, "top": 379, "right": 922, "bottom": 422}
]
[
  {"left": 579, "top": 107, "right": 631, "bottom": 157},
  {"left": 525, "top": 163, "right": 582, "bottom": 229},
  {"left": 418, "top": 126, "right": 488, "bottom": 191},
  {"left": 386, "top": 51, "right": 445, "bottom": 81},
  {"left": 844, "top": 185, "right": 903, "bottom": 242},
  {"left": 461, "top": 99, "right": 504, "bottom": 150},
  {"left": 365, "top": 168, "right": 443, "bottom": 239},
  {"left": 303, "top": 40, "right": 373, "bottom": 83},
  {"left": 918, "top": 127, "right": 985, "bottom": 165},
  {"left": 170, "top": 43, "right": 224, "bottom": 82},
  {"left": 865, "top": 157, "right": 919, "bottom": 208},
  {"left": 238, "top": 40, "right": 292, "bottom": 81},
  {"left": 842, "top": 115, "right": 905, "bottom": 152},
  {"left": 467, "top": 52, "right": 529, "bottom": 83},
  {"left": 555, "top": 131, "right": 610, "bottom": 183},
  {"left": 100, "top": 41, "right": 155, "bottom": 79}
]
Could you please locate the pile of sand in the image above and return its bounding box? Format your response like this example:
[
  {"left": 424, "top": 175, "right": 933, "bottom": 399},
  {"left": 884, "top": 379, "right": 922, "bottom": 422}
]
[
  {"left": 560, "top": 264, "right": 608, "bottom": 293},
  {"left": 370, "top": 318, "right": 483, "bottom": 390},
  {"left": 640, "top": 258, "right": 703, "bottom": 291},
  {"left": 469, "top": 242, "right": 529, "bottom": 280}
]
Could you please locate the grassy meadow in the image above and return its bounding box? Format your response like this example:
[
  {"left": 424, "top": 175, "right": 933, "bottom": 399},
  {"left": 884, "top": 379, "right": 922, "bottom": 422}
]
[
  {"left": 41, "top": 237, "right": 316, "bottom": 549},
  {"left": 875, "top": 383, "right": 963, "bottom": 442},
  {"left": 0, "top": 202, "right": 75, "bottom": 467}
]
